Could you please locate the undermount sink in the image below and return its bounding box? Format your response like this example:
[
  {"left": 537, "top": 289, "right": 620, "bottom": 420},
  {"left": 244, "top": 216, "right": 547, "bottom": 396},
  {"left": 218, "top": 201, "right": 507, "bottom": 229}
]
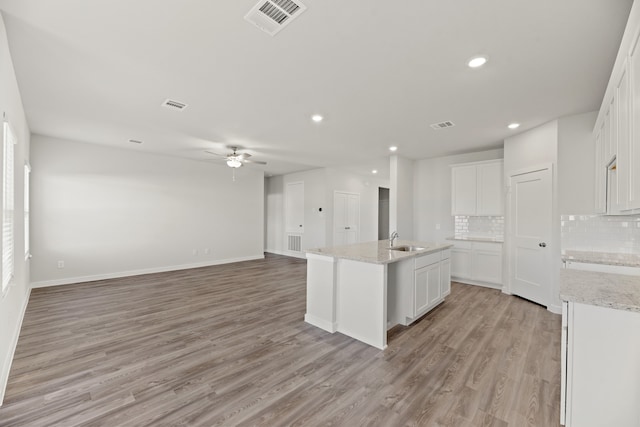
[{"left": 389, "top": 245, "right": 426, "bottom": 252}]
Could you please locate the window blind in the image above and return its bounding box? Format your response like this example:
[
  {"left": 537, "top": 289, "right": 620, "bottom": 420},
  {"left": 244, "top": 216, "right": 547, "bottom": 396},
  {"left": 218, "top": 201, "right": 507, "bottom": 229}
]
[{"left": 2, "top": 121, "right": 15, "bottom": 292}]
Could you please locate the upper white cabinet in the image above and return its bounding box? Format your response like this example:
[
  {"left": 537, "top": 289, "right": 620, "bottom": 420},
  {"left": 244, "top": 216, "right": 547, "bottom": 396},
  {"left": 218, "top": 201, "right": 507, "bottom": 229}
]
[
  {"left": 594, "top": 2, "right": 640, "bottom": 214},
  {"left": 451, "top": 159, "right": 504, "bottom": 216}
]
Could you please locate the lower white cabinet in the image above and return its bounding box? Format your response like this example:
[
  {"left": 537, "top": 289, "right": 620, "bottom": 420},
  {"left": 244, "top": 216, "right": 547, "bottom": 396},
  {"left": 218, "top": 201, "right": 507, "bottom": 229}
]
[
  {"left": 450, "top": 241, "right": 502, "bottom": 287},
  {"left": 561, "top": 301, "right": 640, "bottom": 426},
  {"left": 389, "top": 249, "right": 451, "bottom": 326},
  {"left": 440, "top": 257, "right": 451, "bottom": 297},
  {"left": 414, "top": 261, "right": 440, "bottom": 317}
]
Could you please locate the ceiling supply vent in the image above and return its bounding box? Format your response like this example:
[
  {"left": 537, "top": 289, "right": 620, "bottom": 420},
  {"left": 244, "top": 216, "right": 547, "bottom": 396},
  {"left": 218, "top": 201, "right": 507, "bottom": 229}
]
[
  {"left": 161, "top": 99, "right": 188, "bottom": 111},
  {"left": 128, "top": 139, "right": 143, "bottom": 144},
  {"left": 430, "top": 121, "right": 455, "bottom": 130},
  {"left": 244, "top": 0, "right": 307, "bottom": 36}
]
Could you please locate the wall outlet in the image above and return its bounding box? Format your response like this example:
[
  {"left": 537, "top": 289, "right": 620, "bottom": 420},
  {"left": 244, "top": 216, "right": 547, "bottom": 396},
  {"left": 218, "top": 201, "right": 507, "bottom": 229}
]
[
  {"left": 435, "top": 224, "right": 441, "bottom": 230},
  {"left": 57, "top": 260, "right": 64, "bottom": 269},
  {"left": 204, "top": 248, "right": 210, "bottom": 255}
]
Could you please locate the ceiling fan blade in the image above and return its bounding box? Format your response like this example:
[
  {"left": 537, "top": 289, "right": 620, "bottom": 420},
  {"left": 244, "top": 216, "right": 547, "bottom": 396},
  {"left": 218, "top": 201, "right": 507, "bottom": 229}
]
[
  {"left": 205, "top": 150, "right": 227, "bottom": 157},
  {"left": 243, "top": 159, "right": 267, "bottom": 165},
  {"left": 237, "top": 152, "right": 252, "bottom": 160}
]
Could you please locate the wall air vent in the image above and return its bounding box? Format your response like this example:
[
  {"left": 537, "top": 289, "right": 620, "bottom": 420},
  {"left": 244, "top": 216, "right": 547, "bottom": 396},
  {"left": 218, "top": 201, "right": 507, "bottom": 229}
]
[
  {"left": 161, "top": 99, "right": 188, "bottom": 111},
  {"left": 430, "top": 121, "right": 455, "bottom": 130},
  {"left": 128, "top": 139, "right": 143, "bottom": 144},
  {"left": 245, "top": 0, "right": 307, "bottom": 36}
]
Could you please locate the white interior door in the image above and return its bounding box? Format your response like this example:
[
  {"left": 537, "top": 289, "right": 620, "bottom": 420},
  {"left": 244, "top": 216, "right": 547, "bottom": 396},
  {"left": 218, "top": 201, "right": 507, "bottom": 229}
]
[
  {"left": 334, "top": 192, "right": 360, "bottom": 246},
  {"left": 509, "top": 168, "right": 552, "bottom": 306},
  {"left": 285, "top": 181, "right": 304, "bottom": 233}
]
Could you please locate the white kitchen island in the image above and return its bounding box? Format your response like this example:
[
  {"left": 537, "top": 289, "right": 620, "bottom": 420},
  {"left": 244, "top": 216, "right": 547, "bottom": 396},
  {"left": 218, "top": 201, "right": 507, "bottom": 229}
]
[{"left": 305, "top": 240, "right": 452, "bottom": 349}]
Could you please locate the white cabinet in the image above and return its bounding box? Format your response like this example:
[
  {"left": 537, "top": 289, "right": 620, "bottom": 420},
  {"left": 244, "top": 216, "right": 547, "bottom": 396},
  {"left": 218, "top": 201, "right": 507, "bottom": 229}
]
[
  {"left": 450, "top": 241, "right": 502, "bottom": 288},
  {"left": 389, "top": 249, "right": 451, "bottom": 326},
  {"left": 593, "top": 2, "right": 640, "bottom": 214},
  {"left": 451, "top": 241, "right": 472, "bottom": 279},
  {"left": 561, "top": 301, "right": 640, "bottom": 426},
  {"left": 414, "top": 261, "right": 440, "bottom": 318},
  {"left": 440, "top": 256, "right": 451, "bottom": 297},
  {"left": 451, "top": 160, "right": 504, "bottom": 216}
]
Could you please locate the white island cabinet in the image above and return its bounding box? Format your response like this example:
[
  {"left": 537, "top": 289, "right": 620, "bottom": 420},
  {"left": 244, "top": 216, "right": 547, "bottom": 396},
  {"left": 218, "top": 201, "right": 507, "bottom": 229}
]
[
  {"left": 559, "top": 270, "right": 640, "bottom": 426},
  {"left": 305, "top": 240, "right": 452, "bottom": 349}
]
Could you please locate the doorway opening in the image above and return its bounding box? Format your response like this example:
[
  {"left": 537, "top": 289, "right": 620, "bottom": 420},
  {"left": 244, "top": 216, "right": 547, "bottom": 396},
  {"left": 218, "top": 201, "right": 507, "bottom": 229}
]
[{"left": 378, "top": 187, "right": 390, "bottom": 240}]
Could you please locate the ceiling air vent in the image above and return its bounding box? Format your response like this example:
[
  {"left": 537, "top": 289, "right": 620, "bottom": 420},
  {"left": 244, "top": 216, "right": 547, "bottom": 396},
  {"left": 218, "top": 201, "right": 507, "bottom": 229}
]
[
  {"left": 245, "top": 0, "right": 307, "bottom": 36},
  {"left": 430, "top": 121, "right": 455, "bottom": 130},
  {"left": 161, "top": 99, "right": 188, "bottom": 111}
]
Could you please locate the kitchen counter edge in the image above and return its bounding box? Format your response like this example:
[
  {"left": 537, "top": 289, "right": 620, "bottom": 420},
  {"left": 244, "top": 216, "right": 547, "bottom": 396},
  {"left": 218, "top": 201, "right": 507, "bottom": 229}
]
[
  {"left": 559, "top": 269, "right": 640, "bottom": 313},
  {"left": 306, "top": 240, "right": 453, "bottom": 265}
]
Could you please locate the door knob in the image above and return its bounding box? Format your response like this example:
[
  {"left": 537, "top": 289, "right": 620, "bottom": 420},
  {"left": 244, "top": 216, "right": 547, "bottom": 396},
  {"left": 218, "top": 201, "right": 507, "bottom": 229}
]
[
  {"left": 345, "top": 226, "right": 350, "bottom": 230},
  {"left": 539, "top": 242, "right": 547, "bottom": 248}
]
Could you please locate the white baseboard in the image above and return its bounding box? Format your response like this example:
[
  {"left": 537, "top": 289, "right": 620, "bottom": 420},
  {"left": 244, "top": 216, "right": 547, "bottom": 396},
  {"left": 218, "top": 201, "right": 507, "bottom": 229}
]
[
  {"left": 304, "top": 314, "right": 337, "bottom": 333},
  {"left": 264, "top": 250, "right": 306, "bottom": 260},
  {"left": 0, "top": 287, "right": 31, "bottom": 407},
  {"left": 547, "top": 304, "right": 562, "bottom": 315},
  {"left": 452, "top": 277, "right": 503, "bottom": 290},
  {"left": 30, "top": 255, "right": 265, "bottom": 289}
]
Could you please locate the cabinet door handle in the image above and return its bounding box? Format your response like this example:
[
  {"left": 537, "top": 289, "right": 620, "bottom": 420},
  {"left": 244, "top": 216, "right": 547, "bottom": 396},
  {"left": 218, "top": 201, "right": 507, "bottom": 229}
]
[{"left": 539, "top": 242, "right": 547, "bottom": 248}]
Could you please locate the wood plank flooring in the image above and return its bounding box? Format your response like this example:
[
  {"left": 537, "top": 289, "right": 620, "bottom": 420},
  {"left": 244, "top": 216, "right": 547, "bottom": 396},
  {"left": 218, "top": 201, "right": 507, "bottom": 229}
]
[{"left": 0, "top": 254, "right": 561, "bottom": 426}]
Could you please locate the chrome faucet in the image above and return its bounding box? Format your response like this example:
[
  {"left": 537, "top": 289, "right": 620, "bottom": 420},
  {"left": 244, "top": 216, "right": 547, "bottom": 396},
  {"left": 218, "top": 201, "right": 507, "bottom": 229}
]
[{"left": 389, "top": 231, "right": 399, "bottom": 247}]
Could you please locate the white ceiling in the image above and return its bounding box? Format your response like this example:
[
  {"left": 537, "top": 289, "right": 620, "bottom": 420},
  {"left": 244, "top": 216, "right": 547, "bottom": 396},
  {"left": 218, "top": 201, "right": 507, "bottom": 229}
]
[{"left": 0, "top": 0, "right": 633, "bottom": 179}]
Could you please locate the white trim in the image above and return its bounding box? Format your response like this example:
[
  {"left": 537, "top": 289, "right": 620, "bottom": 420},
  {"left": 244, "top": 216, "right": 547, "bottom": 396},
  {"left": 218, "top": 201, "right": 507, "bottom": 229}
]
[
  {"left": 547, "top": 304, "right": 562, "bottom": 315},
  {"left": 30, "top": 255, "right": 265, "bottom": 289},
  {"left": 0, "top": 287, "right": 31, "bottom": 406},
  {"left": 264, "top": 249, "right": 306, "bottom": 259},
  {"left": 452, "top": 277, "right": 503, "bottom": 290},
  {"left": 304, "top": 314, "right": 337, "bottom": 333}
]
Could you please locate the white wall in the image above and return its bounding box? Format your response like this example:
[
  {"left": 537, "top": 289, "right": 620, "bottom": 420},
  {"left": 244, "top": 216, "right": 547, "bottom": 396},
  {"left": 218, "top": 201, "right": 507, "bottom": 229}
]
[
  {"left": 264, "top": 168, "right": 390, "bottom": 254},
  {"left": 390, "top": 155, "right": 414, "bottom": 239},
  {"left": 558, "top": 111, "right": 598, "bottom": 214},
  {"left": 414, "top": 148, "right": 504, "bottom": 243},
  {"left": 324, "top": 168, "right": 389, "bottom": 245},
  {"left": 30, "top": 136, "right": 264, "bottom": 286},
  {"left": 504, "top": 120, "right": 561, "bottom": 313},
  {"left": 0, "top": 14, "right": 31, "bottom": 405},
  {"left": 265, "top": 168, "right": 326, "bottom": 255}
]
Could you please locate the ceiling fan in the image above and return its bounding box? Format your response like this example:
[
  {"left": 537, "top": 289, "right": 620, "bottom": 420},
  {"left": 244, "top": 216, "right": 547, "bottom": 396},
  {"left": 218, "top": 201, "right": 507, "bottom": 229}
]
[{"left": 205, "top": 146, "right": 267, "bottom": 169}]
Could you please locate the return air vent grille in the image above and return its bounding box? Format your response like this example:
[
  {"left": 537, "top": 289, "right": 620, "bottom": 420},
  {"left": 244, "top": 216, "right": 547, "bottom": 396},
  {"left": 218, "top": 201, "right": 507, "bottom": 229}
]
[
  {"left": 287, "top": 234, "right": 302, "bottom": 252},
  {"left": 245, "top": 0, "right": 307, "bottom": 36},
  {"left": 430, "top": 121, "right": 455, "bottom": 130},
  {"left": 161, "top": 99, "right": 188, "bottom": 111}
]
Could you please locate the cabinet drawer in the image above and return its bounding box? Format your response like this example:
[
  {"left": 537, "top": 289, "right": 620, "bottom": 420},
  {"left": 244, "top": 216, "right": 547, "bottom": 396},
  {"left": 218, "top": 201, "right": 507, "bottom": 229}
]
[
  {"left": 415, "top": 252, "right": 440, "bottom": 269},
  {"left": 473, "top": 242, "right": 502, "bottom": 252},
  {"left": 441, "top": 249, "right": 451, "bottom": 260},
  {"left": 452, "top": 241, "right": 472, "bottom": 250}
]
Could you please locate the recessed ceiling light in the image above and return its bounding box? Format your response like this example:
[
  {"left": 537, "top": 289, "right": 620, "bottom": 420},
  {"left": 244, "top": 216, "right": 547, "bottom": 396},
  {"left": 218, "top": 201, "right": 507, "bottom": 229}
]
[
  {"left": 508, "top": 123, "right": 520, "bottom": 129},
  {"left": 389, "top": 146, "right": 398, "bottom": 152},
  {"left": 311, "top": 114, "right": 323, "bottom": 123},
  {"left": 468, "top": 56, "right": 488, "bottom": 68},
  {"left": 372, "top": 170, "right": 378, "bottom": 174}
]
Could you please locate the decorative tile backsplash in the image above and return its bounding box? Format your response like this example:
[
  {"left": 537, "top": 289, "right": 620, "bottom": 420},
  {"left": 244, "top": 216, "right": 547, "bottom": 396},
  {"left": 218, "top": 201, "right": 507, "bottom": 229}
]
[
  {"left": 561, "top": 214, "right": 640, "bottom": 254},
  {"left": 454, "top": 216, "right": 504, "bottom": 238}
]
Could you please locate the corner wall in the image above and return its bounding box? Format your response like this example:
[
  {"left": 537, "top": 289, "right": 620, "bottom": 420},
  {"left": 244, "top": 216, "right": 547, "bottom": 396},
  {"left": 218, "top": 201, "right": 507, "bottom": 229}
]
[
  {"left": 30, "top": 136, "right": 265, "bottom": 286},
  {"left": 413, "top": 148, "right": 504, "bottom": 242},
  {"left": 0, "top": 13, "right": 31, "bottom": 405}
]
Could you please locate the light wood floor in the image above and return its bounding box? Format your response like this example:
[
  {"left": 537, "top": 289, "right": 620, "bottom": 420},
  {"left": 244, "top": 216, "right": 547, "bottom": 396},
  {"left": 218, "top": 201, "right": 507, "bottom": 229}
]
[{"left": 0, "top": 254, "right": 561, "bottom": 426}]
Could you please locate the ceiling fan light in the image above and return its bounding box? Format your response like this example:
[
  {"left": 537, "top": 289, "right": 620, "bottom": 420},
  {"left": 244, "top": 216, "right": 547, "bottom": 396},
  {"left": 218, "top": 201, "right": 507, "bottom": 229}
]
[{"left": 227, "top": 158, "right": 242, "bottom": 168}]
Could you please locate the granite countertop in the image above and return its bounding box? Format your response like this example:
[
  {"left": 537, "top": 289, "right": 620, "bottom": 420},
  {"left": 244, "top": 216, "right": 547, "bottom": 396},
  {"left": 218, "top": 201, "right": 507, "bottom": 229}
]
[
  {"left": 560, "top": 269, "right": 640, "bottom": 313},
  {"left": 306, "top": 240, "right": 453, "bottom": 265},
  {"left": 562, "top": 250, "right": 640, "bottom": 267},
  {"left": 447, "top": 235, "right": 504, "bottom": 243}
]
